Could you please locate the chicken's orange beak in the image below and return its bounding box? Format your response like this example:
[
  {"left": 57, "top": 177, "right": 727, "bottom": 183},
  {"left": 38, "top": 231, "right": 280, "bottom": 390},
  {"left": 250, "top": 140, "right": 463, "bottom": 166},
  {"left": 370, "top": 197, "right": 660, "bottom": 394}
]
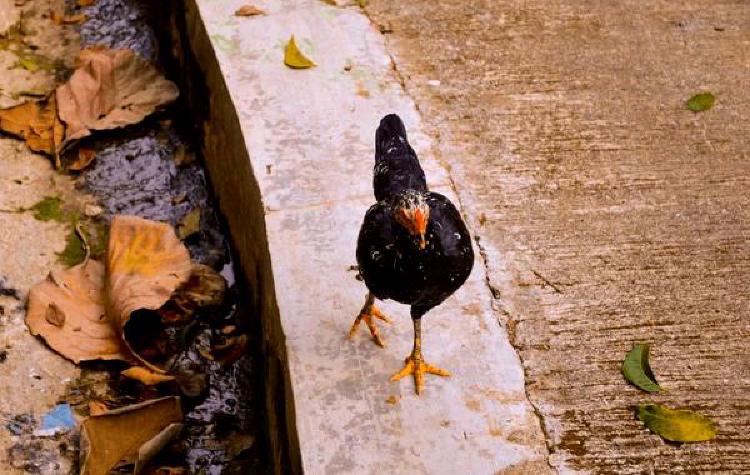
[{"left": 414, "top": 208, "right": 427, "bottom": 250}]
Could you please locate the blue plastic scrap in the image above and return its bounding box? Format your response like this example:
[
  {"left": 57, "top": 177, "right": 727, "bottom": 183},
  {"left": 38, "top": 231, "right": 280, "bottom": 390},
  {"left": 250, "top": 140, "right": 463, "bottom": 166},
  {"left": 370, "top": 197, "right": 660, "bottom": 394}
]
[{"left": 40, "top": 404, "right": 76, "bottom": 432}]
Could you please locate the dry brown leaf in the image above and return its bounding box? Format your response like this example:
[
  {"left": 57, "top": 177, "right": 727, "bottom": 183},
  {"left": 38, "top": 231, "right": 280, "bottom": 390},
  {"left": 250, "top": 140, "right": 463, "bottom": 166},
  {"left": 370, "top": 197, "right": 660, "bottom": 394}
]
[
  {"left": 135, "top": 423, "right": 183, "bottom": 474},
  {"left": 77, "top": 0, "right": 96, "bottom": 5},
  {"left": 356, "top": 81, "right": 370, "bottom": 98},
  {"left": 226, "top": 432, "right": 255, "bottom": 457},
  {"left": 172, "top": 145, "right": 194, "bottom": 166},
  {"left": 68, "top": 148, "right": 97, "bottom": 171},
  {"left": 51, "top": 12, "right": 87, "bottom": 25},
  {"left": 176, "top": 209, "right": 200, "bottom": 239},
  {"left": 121, "top": 366, "right": 176, "bottom": 386},
  {"left": 0, "top": 96, "right": 64, "bottom": 157},
  {"left": 151, "top": 467, "right": 187, "bottom": 475},
  {"left": 56, "top": 48, "right": 179, "bottom": 149},
  {"left": 172, "top": 264, "right": 226, "bottom": 309},
  {"left": 158, "top": 264, "right": 226, "bottom": 327},
  {"left": 80, "top": 397, "right": 183, "bottom": 475},
  {"left": 211, "top": 334, "right": 248, "bottom": 365},
  {"left": 88, "top": 401, "right": 109, "bottom": 416},
  {"left": 235, "top": 4, "right": 265, "bottom": 16},
  {"left": 26, "top": 260, "right": 130, "bottom": 363},
  {"left": 107, "top": 216, "right": 192, "bottom": 372}
]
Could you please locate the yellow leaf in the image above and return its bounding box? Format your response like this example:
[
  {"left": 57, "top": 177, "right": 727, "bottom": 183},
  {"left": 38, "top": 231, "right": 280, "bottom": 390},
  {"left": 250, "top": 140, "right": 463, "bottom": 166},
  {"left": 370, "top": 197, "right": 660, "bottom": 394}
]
[
  {"left": 0, "top": 96, "right": 64, "bottom": 157},
  {"left": 18, "top": 57, "right": 41, "bottom": 72},
  {"left": 284, "top": 35, "right": 316, "bottom": 69},
  {"left": 106, "top": 216, "right": 192, "bottom": 372},
  {"left": 176, "top": 208, "right": 201, "bottom": 239},
  {"left": 235, "top": 5, "right": 265, "bottom": 16},
  {"left": 121, "top": 366, "right": 175, "bottom": 386},
  {"left": 637, "top": 404, "right": 716, "bottom": 442}
]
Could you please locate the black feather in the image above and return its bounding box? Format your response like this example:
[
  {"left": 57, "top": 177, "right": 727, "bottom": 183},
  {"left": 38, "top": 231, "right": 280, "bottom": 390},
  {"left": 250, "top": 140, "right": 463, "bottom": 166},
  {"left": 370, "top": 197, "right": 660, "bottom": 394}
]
[
  {"left": 357, "top": 114, "right": 474, "bottom": 319},
  {"left": 373, "top": 114, "right": 427, "bottom": 202}
]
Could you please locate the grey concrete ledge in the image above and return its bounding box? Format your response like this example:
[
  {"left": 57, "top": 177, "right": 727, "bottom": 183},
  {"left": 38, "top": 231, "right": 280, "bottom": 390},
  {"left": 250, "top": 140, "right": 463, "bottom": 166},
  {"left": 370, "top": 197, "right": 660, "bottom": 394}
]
[{"left": 172, "top": 0, "right": 551, "bottom": 473}]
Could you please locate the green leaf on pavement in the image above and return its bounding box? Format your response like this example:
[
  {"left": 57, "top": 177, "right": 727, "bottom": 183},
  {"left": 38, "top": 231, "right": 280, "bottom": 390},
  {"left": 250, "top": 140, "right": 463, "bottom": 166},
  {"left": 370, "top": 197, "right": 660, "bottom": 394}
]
[
  {"left": 686, "top": 92, "right": 715, "bottom": 112},
  {"left": 622, "top": 343, "right": 662, "bottom": 392},
  {"left": 636, "top": 404, "right": 716, "bottom": 442}
]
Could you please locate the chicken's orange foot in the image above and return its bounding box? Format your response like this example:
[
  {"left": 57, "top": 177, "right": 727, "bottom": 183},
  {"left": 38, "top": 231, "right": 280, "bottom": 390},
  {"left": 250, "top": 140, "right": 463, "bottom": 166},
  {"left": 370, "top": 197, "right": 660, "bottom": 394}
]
[
  {"left": 348, "top": 293, "right": 391, "bottom": 348},
  {"left": 390, "top": 354, "right": 450, "bottom": 395}
]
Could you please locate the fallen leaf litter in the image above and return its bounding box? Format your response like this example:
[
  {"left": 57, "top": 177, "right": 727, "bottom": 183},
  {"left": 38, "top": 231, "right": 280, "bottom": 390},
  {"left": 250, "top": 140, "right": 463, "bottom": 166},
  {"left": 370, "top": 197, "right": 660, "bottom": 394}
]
[{"left": 1, "top": 0, "right": 265, "bottom": 472}]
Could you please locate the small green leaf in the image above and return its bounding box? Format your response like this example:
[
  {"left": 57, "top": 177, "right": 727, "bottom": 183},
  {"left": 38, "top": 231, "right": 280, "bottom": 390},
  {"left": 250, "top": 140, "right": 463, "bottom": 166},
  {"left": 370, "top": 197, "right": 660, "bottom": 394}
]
[
  {"left": 622, "top": 343, "right": 662, "bottom": 392},
  {"left": 637, "top": 404, "right": 716, "bottom": 442},
  {"left": 686, "top": 92, "right": 715, "bottom": 112},
  {"left": 284, "top": 35, "right": 316, "bottom": 69}
]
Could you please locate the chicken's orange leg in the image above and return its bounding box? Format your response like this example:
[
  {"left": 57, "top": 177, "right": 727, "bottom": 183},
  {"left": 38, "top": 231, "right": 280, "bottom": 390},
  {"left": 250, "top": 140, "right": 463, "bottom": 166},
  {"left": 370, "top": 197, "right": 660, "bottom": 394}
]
[
  {"left": 391, "top": 318, "right": 450, "bottom": 395},
  {"left": 348, "top": 293, "right": 392, "bottom": 347}
]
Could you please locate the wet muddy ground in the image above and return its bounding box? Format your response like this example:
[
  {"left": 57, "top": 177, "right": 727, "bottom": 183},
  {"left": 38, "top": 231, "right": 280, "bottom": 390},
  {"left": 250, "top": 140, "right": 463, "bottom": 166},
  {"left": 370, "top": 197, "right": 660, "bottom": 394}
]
[{"left": 1, "top": 0, "right": 268, "bottom": 473}]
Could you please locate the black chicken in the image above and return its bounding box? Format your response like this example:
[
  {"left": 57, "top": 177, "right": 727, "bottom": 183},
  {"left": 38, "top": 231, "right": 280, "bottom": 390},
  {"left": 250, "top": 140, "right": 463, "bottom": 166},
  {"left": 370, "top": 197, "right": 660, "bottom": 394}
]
[{"left": 349, "top": 114, "right": 474, "bottom": 395}]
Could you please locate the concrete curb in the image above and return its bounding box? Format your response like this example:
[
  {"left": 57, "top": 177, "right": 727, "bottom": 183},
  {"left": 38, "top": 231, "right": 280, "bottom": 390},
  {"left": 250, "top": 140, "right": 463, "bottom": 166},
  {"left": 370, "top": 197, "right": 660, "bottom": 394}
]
[{"left": 170, "top": 0, "right": 551, "bottom": 472}]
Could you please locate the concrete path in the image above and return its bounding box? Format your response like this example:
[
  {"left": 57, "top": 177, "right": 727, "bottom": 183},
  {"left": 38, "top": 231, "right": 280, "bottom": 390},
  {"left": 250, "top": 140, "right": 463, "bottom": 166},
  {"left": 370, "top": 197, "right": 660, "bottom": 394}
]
[
  {"left": 187, "top": 0, "right": 550, "bottom": 473},
  {"left": 362, "top": 0, "right": 750, "bottom": 473}
]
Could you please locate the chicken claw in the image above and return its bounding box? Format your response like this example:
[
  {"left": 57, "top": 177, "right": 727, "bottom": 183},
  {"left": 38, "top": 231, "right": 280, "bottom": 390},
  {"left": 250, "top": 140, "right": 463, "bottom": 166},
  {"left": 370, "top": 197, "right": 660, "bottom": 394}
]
[
  {"left": 391, "top": 354, "right": 450, "bottom": 395},
  {"left": 348, "top": 293, "right": 391, "bottom": 347}
]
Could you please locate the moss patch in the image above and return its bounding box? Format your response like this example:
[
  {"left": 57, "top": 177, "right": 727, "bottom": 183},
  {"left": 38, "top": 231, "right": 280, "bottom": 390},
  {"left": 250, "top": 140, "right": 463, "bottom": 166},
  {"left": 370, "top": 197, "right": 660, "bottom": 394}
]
[
  {"left": 30, "top": 196, "right": 64, "bottom": 222},
  {"left": 56, "top": 221, "right": 109, "bottom": 267},
  {"left": 57, "top": 229, "right": 86, "bottom": 266}
]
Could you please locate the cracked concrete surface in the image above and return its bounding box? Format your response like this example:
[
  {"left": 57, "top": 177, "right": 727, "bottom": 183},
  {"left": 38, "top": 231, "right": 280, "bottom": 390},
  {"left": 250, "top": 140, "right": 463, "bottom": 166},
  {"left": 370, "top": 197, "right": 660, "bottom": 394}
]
[
  {"left": 187, "top": 0, "right": 550, "bottom": 472},
  {"left": 363, "top": 0, "right": 750, "bottom": 473},
  {"left": 0, "top": 3, "right": 87, "bottom": 472}
]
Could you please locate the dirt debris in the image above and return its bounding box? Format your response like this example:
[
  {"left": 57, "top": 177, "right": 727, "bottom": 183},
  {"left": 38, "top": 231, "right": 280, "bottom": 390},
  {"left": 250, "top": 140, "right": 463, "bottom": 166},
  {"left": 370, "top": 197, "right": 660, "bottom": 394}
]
[{"left": 0, "top": 0, "right": 265, "bottom": 473}]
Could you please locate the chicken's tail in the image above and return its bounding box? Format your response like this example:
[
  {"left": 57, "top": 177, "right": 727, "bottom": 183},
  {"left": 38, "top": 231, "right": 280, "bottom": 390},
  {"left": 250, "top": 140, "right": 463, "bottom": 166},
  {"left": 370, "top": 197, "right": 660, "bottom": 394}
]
[{"left": 376, "top": 114, "right": 410, "bottom": 157}]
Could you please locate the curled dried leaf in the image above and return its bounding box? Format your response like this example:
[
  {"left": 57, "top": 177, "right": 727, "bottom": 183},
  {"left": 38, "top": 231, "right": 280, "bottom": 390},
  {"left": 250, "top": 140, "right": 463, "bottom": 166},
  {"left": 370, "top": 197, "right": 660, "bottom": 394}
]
[
  {"left": 51, "top": 12, "right": 87, "bottom": 25},
  {"left": 67, "top": 148, "right": 97, "bottom": 171},
  {"left": 235, "top": 5, "right": 265, "bottom": 16},
  {"left": 26, "top": 260, "right": 129, "bottom": 363},
  {"left": 174, "top": 264, "right": 226, "bottom": 309},
  {"left": 56, "top": 48, "right": 179, "bottom": 150},
  {"left": 88, "top": 401, "right": 109, "bottom": 416},
  {"left": 81, "top": 397, "right": 183, "bottom": 475},
  {"left": 121, "top": 366, "right": 176, "bottom": 386},
  {"left": 210, "top": 334, "right": 248, "bottom": 365},
  {"left": 0, "top": 96, "right": 64, "bottom": 157},
  {"left": 107, "top": 216, "right": 192, "bottom": 372}
]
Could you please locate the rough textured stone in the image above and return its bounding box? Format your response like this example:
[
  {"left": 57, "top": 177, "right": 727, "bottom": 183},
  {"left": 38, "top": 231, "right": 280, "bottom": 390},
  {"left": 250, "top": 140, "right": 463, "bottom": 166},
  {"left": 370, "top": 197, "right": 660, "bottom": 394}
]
[
  {"left": 362, "top": 0, "right": 750, "bottom": 472},
  {"left": 183, "top": 0, "right": 550, "bottom": 473}
]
